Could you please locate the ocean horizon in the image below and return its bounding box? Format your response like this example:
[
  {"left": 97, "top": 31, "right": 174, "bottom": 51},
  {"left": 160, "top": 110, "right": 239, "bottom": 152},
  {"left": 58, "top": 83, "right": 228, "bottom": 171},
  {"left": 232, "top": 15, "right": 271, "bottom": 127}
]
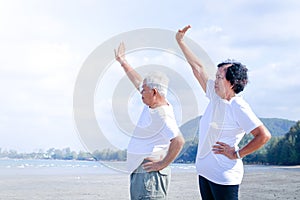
[
  {"left": 0, "top": 159, "right": 197, "bottom": 176},
  {"left": 1, "top": 158, "right": 299, "bottom": 177}
]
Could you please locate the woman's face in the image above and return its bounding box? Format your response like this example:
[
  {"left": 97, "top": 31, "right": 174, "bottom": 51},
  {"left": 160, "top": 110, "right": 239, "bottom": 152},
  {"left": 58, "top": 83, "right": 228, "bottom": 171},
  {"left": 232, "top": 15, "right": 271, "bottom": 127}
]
[{"left": 214, "top": 65, "right": 234, "bottom": 100}]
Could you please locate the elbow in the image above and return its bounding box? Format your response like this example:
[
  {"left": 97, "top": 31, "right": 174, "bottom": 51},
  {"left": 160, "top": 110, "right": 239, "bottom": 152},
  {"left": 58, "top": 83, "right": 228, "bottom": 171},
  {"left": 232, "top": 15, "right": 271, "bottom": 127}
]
[
  {"left": 180, "top": 136, "right": 185, "bottom": 147},
  {"left": 264, "top": 125, "right": 272, "bottom": 142},
  {"left": 175, "top": 135, "right": 185, "bottom": 149},
  {"left": 264, "top": 131, "right": 272, "bottom": 144},
  {"left": 261, "top": 128, "right": 272, "bottom": 145},
  {"left": 252, "top": 125, "right": 272, "bottom": 145}
]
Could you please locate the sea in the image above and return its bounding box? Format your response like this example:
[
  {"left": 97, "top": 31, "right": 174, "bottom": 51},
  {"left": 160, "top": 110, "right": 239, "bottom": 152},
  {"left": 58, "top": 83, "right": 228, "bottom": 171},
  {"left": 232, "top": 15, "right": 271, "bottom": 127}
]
[
  {"left": 0, "top": 159, "right": 299, "bottom": 176},
  {"left": 0, "top": 159, "right": 196, "bottom": 176}
]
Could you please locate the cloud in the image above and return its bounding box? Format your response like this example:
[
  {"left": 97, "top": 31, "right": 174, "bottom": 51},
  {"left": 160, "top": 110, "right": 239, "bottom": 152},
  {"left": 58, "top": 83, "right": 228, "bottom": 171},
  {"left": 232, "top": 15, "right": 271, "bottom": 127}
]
[
  {"left": 244, "top": 59, "right": 300, "bottom": 120},
  {"left": 1, "top": 0, "right": 300, "bottom": 153}
]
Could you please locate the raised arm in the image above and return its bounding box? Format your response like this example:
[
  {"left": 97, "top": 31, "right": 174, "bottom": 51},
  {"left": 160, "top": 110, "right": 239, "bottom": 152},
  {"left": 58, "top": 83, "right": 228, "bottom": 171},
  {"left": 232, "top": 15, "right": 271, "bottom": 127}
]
[
  {"left": 114, "top": 42, "right": 143, "bottom": 90},
  {"left": 176, "top": 25, "right": 209, "bottom": 92}
]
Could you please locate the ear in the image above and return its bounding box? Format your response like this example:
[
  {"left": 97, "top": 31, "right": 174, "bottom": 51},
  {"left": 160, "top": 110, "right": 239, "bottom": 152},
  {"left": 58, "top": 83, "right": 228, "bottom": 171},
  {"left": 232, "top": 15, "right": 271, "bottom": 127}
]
[{"left": 152, "top": 88, "right": 158, "bottom": 96}]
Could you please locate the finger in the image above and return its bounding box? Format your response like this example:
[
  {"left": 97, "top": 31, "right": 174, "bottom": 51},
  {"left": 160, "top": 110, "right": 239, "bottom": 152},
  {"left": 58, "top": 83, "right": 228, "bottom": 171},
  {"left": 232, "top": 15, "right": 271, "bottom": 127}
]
[
  {"left": 212, "top": 145, "right": 220, "bottom": 150},
  {"left": 216, "top": 141, "right": 226, "bottom": 146},
  {"left": 144, "top": 168, "right": 152, "bottom": 173},
  {"left": 114, "top": 49, "right": 117, "bottom": 57},
  {"left": 119, "top": 42, "right": 125, "bottom": 53},
  {"left": 212, "top": 147, "right": 222, "bottom": 153},
  {"left": 117, "top": 44, "right": 122, "bottom": 54},
  {"left": 181, "top": 25, "right": 191, "bottom": 33},
  {"left": 212, "top": 148, "right": 222, "bottom": 154},
  {"left": 142, "top": 161, "right": 153, "bottom": 168},
  {"left": 144, "top": 157, "right": 155, "bottom": 162},
  {"left": 142, "top": 164, "right": 152, "bottom": 172},
  {"left": 142, "top": 162, "right": 150, "bottom": 168},
  {"left": 212, "top": 143, "right": 223, "bottom": 148}
]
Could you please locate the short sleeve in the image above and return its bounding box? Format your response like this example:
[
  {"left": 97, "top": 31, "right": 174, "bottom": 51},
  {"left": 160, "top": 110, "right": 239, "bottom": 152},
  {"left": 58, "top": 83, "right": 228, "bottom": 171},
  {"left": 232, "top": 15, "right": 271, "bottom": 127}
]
[
  {"left": 162, "top": 116, "right": 181, "bottom": 141},
  {"left": 232, "top": 98, "right": 263, "bottom": 134},
  {"left": 206, "top": 79, "right": 217, "bottom": 101}
]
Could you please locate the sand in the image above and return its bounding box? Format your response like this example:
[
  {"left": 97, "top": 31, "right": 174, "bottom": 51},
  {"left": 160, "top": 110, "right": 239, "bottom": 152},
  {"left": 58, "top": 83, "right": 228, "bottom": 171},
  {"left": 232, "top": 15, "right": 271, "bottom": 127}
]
[{"left": 0, "top": 166, "right": 299, "bottom": 200}]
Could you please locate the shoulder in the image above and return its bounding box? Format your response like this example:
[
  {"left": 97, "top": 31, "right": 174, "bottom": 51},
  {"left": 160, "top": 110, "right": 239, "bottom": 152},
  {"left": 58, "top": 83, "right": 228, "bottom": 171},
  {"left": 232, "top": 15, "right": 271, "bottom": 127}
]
[
  {"left": 230, "top": 96, "right": 250, "bottom": 109},
  {"left": 230, "top": 96, "right": 262, "bottom": 132},
  {"left": 230, "top": 96, "right": 254, "bottom": 119},
  {"left": 157, "top": 104, "right": 181, "bottom": 138},
  {"left": 156, "top": 104, "right": 176, "bottom": 119},
  {"left": 206, "top": 79, "right": 217, "bottom": 99}
]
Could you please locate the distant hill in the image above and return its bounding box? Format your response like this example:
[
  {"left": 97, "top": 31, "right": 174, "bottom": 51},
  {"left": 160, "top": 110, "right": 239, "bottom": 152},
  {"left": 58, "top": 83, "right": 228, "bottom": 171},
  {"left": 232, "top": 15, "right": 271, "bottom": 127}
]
[
  {"left": 260, "top": 118, "right": 296, "bottom": 136},
  {"left": 179, "top": 116, "right": 201, "bottom": 141},
  {"left": 180, "top": 116, "right": 297, "bottom": 141}
]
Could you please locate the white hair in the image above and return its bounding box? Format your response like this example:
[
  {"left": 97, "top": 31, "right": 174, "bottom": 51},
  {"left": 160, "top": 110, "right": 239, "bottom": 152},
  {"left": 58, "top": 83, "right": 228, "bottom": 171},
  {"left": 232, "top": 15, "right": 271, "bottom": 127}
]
[{"left": 143, "top": 71, "right": 169, "bottom": 97}]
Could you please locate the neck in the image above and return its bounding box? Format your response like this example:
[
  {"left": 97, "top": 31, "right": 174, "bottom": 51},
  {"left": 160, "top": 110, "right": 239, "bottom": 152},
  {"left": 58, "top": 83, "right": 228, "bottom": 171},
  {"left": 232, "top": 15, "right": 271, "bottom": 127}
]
[
  {"left": 224, "top": 91, "right": 236, "bottom": 101},
  {"left": 149, "top": 98, "right": 168, "bottom": 109}
]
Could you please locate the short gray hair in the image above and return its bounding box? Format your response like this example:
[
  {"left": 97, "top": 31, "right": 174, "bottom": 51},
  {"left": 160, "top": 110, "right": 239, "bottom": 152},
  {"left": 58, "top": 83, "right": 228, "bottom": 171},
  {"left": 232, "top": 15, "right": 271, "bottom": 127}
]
[{"left": 143, "top": 71, "right": 169, "bottom": 97}]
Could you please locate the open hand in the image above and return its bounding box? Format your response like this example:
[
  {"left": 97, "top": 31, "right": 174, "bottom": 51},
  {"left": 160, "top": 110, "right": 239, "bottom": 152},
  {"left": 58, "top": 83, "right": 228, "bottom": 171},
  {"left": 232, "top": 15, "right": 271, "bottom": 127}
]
[
  {"left": 114, "top": 42, "right": 127, "bottom": 65},
  {"left": 176, "top": 25, "right": 191, "bottom": 43},
  {"left": 142, "top": 158, "right": 165, "bottom": 172},
  {"left": 212, "top": 141, "right": 236, "bottom": 160}
]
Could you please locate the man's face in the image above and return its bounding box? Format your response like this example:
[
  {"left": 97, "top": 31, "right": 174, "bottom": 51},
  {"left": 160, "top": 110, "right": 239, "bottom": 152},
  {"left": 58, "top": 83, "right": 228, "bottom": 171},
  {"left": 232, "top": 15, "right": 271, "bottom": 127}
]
[
  {"left": 140, "top": 83, "right": 155, "bottom": 106},
  {"left": 214, "top": 65, "right": 233, "bottom": 99}
]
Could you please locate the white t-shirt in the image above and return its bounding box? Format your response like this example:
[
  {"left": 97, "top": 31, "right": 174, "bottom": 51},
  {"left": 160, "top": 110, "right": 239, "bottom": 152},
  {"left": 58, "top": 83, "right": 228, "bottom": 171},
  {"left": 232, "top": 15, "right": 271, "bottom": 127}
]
[
  {"left": 127, "top": 104, "right": 181, "bottom": 173},
  {"left": 196, "top": 80, "right": 262, "bottom": 185}
]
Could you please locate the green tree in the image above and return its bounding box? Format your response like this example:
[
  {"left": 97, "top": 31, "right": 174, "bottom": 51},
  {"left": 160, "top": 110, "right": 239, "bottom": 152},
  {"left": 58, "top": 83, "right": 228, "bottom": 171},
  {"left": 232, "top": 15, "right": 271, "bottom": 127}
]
[
  {"left": 77, "top": 151, "right": 93, "bottom": 160},
  {"left": 52, "top": 149, "right": 63, "bottom": 160},
  {"left": 267, "top": 121, "right": 300, "bottom": 165},
  {"left": 265, "top": 137, "right": 281, "bottom": 163},
  {"left": 62, "top": 147, "right": 77, "bottom": 160}
]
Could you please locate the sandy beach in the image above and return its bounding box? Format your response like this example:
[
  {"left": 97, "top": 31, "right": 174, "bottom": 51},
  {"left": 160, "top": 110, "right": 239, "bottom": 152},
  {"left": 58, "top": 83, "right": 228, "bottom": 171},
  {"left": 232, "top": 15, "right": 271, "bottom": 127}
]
[{"left": 0, "top": 165, "right": 299, "bottom": 200}]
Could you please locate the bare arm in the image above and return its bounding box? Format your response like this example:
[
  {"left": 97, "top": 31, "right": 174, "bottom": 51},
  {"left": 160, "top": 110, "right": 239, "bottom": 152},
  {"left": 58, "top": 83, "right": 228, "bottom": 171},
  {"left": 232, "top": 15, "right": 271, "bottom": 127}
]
[
  {"left": 142, "top": 135, "right": 185, "bottom": 172},
  {"left": 114, "top": 42, "right": 143, "bottom": 90},
  {"left": 176, "top": 25, "right": 209, "bottom": 92},
  {"left": 213, "top": 125, "right": 271, "bottom": 159},
  {"left": 237, "top": 125, "right": 271, "bottom": 158}
]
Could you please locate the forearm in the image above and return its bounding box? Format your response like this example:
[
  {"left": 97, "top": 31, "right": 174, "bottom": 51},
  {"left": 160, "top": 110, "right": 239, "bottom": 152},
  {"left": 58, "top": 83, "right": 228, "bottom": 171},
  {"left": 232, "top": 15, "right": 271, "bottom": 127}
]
[
  {"left": 238, "top": 125, "right": 271, "bottom": 158},
  {"left": 159, "top": 136, "right": 185, "bottom": 169},
  {"left": 178, "top": 41, "right": 203, "bottom": 70},
  {"left": 177, "top": 40, "right": 208, "bottom": 90},
  {"left": 115, "top": 42, "right": 143, "bottom": 90},
  {"left": 120, "top": 60, "right": 143, "bottom": 90}
]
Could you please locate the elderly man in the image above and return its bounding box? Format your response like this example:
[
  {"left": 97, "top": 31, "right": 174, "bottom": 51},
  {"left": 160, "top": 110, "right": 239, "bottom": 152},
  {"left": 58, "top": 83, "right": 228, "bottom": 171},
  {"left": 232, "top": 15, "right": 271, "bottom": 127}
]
[{"left": 114, "top": 42, "right": 185, "bottom": 200}]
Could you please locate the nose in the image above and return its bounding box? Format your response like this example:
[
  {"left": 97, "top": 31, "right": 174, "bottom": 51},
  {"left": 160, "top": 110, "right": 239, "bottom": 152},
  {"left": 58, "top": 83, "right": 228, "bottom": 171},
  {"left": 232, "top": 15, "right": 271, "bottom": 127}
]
[{"left": 214, "top": 82, "right": 218, "bottom": 89}]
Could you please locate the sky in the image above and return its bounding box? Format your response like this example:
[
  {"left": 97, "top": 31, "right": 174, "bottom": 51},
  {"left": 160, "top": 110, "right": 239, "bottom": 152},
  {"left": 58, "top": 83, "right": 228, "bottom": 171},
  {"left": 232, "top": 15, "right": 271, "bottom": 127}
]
[{"left": 0, "top": 0, "right": 299, "bottom": 153}]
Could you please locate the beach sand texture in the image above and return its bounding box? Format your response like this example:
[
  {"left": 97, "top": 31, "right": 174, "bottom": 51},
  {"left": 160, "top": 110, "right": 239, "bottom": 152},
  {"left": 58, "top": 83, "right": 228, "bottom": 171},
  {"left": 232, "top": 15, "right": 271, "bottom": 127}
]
[{"left": 0, "top": 166, "right": 299, "bottom": 200}]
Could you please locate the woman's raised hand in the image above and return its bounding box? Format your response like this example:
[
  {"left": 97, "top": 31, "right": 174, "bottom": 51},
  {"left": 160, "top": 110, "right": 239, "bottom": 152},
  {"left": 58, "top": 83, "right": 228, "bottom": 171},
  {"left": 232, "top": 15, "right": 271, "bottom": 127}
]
[{"left": 176, "top": 25, "right": 191, "bottom": 43}]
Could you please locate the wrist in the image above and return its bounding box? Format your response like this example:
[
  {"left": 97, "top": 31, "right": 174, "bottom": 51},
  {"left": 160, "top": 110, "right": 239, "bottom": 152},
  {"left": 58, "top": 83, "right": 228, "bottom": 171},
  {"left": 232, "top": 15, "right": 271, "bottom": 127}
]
[
  {"left": 177, "top": 39, "right": 184, "bottom": 45},
  {"left": 120, "top": 59, "right": 128, "bottom": 66},
  {"left": 235, "top": 150, "right": 242, "bottom": 159}
]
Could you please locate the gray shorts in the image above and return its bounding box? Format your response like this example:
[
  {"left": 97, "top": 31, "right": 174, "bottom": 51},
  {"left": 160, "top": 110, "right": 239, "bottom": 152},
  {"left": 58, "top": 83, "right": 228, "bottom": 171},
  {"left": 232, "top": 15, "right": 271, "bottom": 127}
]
[{"left": 130, "top": 163, "right": 171, "bottom": 200}]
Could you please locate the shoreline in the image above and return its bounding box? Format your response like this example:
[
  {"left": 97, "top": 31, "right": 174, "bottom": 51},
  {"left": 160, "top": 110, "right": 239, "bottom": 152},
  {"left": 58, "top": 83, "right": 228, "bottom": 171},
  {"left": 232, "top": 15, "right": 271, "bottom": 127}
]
[{"left": 0, "top": 164, "right": 299, "bottom": 199}]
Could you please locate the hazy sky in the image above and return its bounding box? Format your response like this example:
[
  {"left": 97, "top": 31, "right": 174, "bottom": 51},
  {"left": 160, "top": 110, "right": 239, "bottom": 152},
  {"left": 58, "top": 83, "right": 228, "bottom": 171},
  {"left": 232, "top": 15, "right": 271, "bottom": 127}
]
[{"left": 0, "top": 0, "right": 299, "bottom": 152}]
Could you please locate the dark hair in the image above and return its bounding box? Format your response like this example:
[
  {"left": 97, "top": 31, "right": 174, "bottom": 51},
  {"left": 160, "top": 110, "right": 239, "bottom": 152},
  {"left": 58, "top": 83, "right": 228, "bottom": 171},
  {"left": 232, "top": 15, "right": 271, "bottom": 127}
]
[{"left": 217, "top": 60, "right": 248, "bottom": 94}]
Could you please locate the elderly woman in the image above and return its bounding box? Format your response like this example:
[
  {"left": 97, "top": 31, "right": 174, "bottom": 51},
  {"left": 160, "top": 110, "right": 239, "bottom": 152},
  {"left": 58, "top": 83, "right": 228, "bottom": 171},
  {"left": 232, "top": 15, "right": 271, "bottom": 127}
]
[{"left": 176, "top": 25, "right": 271, "bottom": 200}]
